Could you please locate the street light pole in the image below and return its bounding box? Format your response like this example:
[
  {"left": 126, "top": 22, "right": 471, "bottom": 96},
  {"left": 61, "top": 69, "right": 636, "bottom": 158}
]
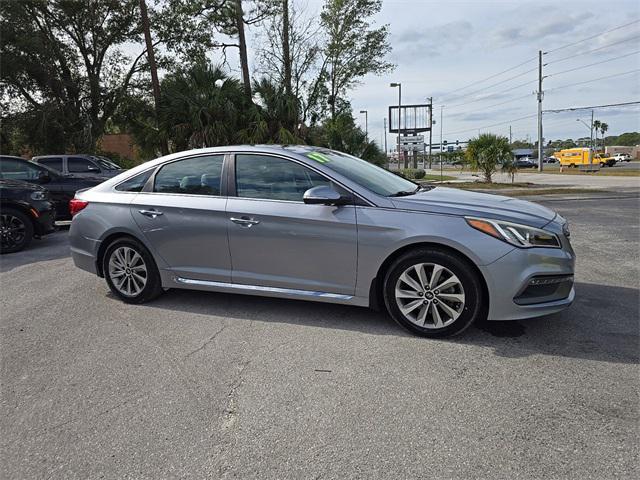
[
  {"left": 383, "top": 118, "right": 388, "bottom": 157},
  {"left": 359, "top": 110, "right": 368, "bottom": 141},
  {"left": 390, "top": 83, "right": 402, "bottom": 167}
]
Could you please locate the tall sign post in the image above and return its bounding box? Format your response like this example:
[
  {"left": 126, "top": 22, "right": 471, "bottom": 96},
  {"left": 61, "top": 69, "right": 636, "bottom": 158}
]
[{"left": 388, "top": 103, "right": 432, "bottom": 171}]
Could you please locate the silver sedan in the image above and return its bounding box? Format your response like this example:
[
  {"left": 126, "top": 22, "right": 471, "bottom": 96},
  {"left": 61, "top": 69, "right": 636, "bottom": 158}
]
[{"left": 69, "top": 146, "right": 575, "bottom": 337}]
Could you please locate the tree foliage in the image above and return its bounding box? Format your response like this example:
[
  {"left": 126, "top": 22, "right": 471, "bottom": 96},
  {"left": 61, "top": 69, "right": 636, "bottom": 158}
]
[
  {"left": 0, "top": 0, "right": 144, "bottom": 153},
  {"left": 319, "top": 0, "right": 393, "bottom": 120}
]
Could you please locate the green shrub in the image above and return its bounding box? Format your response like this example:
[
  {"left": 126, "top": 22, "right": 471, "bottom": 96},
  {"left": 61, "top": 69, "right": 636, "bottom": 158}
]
[{"left": 399, "top": 168, "right": 425, "bottom": 179}]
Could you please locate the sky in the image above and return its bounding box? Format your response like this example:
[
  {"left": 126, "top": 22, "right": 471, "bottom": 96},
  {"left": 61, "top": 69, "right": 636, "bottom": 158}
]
[{"left": 290, "top": 0, "right": 640, "bottom": 149}]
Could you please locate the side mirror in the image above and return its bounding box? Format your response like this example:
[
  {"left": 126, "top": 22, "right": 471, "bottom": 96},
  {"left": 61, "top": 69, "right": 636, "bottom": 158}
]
[
  {"left": 303, "top": 185, "right": 350, "bottom": 206},
  {"left": 87, "top": 165, "right": 100, "bottom": 172},
  {"left": 38, "top": 170, "right": 51, "bottom": 184}
]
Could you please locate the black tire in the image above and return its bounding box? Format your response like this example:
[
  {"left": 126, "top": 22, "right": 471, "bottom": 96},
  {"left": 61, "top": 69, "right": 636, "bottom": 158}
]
[
  {"left": 600, "top": 162, "right": 605, "bottom": 168},
  {"left": 383, "top": 248, "right": 485, "bottom": 338},
  {"left": 103, "top": 237, "right": 164, "bottom": 304},
  {"left": 0, "top": 208, "right": 33, "bottom": 254}
]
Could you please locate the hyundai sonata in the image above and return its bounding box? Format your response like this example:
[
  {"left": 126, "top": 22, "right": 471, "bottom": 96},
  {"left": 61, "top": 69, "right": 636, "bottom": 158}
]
[{"left": 69, "top": 146, "right": 575, "bottom": 337}]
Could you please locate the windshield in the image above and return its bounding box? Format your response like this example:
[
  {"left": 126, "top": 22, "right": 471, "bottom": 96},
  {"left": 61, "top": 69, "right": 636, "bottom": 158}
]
[
  {"left": 303, "top": 150, "right": 418, "bottom": 197},
  {"left": 92, "top": 156, "right": 122, "bottom": 170}
]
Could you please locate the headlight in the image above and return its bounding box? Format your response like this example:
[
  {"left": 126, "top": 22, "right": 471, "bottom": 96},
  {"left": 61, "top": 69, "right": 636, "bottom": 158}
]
[
  {"left": 30, "top": 191, "right": 48, "bottom": 201},
  {"left": 465, "top": 217, "right": 561, "bottom": 248}
]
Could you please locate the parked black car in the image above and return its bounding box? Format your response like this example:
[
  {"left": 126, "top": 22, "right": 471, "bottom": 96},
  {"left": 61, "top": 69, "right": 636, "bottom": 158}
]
[
  {"left": 32, "top": 154, "right": 125, "bottom": 179},
  {"left": 515, "top": 159, "right": 536, "bottom": 169},
  {"left": 0, "top": 179, "right": 56, "bottom": 253},
  {"left": 0, "top": 156, "right": 105, "bottom": 220}
]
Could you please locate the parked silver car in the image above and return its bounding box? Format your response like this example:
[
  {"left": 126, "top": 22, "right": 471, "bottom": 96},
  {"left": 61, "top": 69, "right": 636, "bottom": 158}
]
[{"left": 69, "top": 146, "right": 575, "bottom": 337}]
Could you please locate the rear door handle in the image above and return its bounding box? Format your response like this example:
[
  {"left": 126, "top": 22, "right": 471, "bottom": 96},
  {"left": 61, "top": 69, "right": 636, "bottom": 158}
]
[
  {"left": 230, "top": 217, "right": 260, "bottom": 227},
  {"left": 139, "top": 209, "right": 163, "bottom": 218}
]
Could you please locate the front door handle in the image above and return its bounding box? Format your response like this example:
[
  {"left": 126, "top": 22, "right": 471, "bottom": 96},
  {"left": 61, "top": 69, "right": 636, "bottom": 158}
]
[
  {"left": 139, "top": 209, "right": 164, "bottom": 218},
  {"left": 230, "top": 216, "right": 260, "bottom": 227}
]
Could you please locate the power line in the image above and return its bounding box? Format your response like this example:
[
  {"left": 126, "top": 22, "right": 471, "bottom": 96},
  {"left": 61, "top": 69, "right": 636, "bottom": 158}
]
[
  {"left": 439, "top": 57, "right": 537, "bottom": 101},
  {"left": 445, "top": 79, "right": 536, "bottom": 109},
  {"left": 546, "top": 69, "right": 640, "bottom": 93},
  {"left": 547, "top": 34, "right": 640, "bottom": 65},
  {"left": 547, "top": 50, "right": 640, "bottom": 77},
  {"left": 543, "top": 100, "right": 640, "bottom": 114},
  {"left": 448, "top": 93, "right": 533, "bottom": 115},
  {"left": 445, "top": 113, "right": 537, "bottom": 136},
  {"left": 443, "top": 67, "right": 538, "bottom": 105},
  {"left": 545, "top": 19, "right": 640, "bottom": 55}
]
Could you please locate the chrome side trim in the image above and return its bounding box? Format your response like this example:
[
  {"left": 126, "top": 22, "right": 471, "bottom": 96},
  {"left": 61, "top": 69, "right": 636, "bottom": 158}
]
[{"left": 174, "top": 277, "right": 353, "bottom": 300}]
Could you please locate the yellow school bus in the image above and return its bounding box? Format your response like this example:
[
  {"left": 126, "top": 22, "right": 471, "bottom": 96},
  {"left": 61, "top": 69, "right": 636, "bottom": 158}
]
[{"left": 554, "top": 148, "right": 616, "bottom": 167}]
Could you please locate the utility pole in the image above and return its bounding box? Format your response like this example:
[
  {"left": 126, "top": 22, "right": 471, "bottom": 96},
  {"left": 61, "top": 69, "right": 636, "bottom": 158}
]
[
  {"left": 537, "top": 49, "right": 544, "bottom": 172},
  {"left": 383, "top": 118, "right": 388, "bottom": 157},
  {"left": 428, "top": 97, "right": 433, "bottom": 169},
  {"left": 509, "top": 125, "right": 512, "bottom": 144},
  {"left": 139, "top": 0, "right": 168, "bottom": 155},
  {"left": 439, "top": 105, "right": 444, "bottom": 166},
  {"left": 590, "top": 109, "right": 594, "bottom": 165}
]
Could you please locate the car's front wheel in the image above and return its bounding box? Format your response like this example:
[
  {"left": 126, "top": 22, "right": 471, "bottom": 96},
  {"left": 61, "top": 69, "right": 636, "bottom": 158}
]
[
  {"left": 103, "top": 238, "right": 163, "bottom": 304},
  {"left": 0, "top": 208, "right": 33, "bottom": 254},
  {"left": 383, "top": 248, "right": 485, "bottom": 337}
]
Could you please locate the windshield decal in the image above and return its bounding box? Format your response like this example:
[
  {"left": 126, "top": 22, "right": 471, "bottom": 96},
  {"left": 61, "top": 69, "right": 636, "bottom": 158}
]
[{"left": 306, "top": 152, "right": 330, "bottom": 163}]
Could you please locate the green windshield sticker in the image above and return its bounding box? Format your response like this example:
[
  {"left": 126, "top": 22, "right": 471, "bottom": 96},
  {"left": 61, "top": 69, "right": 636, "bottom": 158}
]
[{"left": 307, "top": 152, "right": 330, "bottom": 163}]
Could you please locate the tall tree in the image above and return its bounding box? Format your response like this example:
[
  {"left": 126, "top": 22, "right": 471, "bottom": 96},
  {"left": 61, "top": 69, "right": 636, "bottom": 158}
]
[
  {"left": 319, "top": 0, "right": 393, "bottom": 120},
  {"left": 281, "top": 0, "right": 292, "bottom": 96},
  {"left": 234, "top": 0, "right": 253, "bottom": 97},
  {"left": 139, "top": 0, "right": 169, "bottom": 155}
]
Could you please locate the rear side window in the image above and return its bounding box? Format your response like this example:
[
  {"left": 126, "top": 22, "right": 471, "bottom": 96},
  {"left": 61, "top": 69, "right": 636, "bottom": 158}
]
[
  {"left": 115, "top": 169, "right": 153, "bottom": 192},
  {"left": 153, "top": 155, "right": 224, "bottom": 195},
  {"left": 38, "top": 157, "right": 63, "bottom": 172},
  {"left": 68, "top": 157, "right": 98, "bottom": 173}
]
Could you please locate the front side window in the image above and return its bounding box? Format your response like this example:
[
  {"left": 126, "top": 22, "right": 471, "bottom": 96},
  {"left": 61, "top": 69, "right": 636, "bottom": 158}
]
[
  {"left": 235, "top": 154, "right": 331, "bottom": 202},
  {"left": 115, "top": 169, "right": 153, "bottom": 192},
  {"left": 38, "top": 158, "right": 63, "bottom": 172},
  {"left": 68, "top": 157, "right": 99, "bottom": 173},
  {"left": 153, "top": 155, "right": 224, "bottom": 195},
  {"left": 0, "top": 158, "right": 43, "bottom": 181}
]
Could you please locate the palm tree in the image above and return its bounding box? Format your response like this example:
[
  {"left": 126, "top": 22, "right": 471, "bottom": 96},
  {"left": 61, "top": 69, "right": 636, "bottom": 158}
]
[
  {"left": 600, "top": 122, "right": 608, "bottom": 152},
  {"left": 593, "top": 120, "right": 601, "bottom": 151},
  {"left": 159, "top": 62, "right": 249, "bottom": 150},
  {"left": 465, "top": 133, "right": 512, "bottom": 183}
]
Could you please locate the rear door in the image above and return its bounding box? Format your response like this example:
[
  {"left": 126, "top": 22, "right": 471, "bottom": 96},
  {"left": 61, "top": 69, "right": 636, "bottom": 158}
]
[
  {"left": 226, "top": 153, "right": 358, "bottom": 295},
  {"left": 130, "top": 154, "right": 231, "bottom": 283}
]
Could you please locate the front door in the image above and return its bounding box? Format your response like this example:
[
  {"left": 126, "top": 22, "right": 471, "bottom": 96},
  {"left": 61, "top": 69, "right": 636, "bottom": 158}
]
[
  {"left": 131, "top": 154, "right": 231, "bottom": 283},
  {"left": 226, "top": 153, "right": 358, "bottom": 295}
]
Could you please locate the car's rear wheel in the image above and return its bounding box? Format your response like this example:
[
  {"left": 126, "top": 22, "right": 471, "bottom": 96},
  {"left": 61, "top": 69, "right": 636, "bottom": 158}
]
[
  {"left": 0, "top": 208, "right": 33, "bottom": 254},
  {"left": 103, "top": 238, "right": 163, "bottom": 304},
  {"left": 383, "top": 248, "right": 485, "bottom": 337}
]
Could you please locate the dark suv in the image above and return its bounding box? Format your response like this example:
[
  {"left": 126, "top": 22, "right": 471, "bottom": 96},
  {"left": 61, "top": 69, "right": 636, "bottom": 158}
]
[
  {"left": 1, "top": 179, "right": 56, "bottom": 253},
  {"left": 32, "top": 154, "right": 125, "bottom": 179},
  {"left": 0, "top": 156, "right": 105, "bottom": 220}
]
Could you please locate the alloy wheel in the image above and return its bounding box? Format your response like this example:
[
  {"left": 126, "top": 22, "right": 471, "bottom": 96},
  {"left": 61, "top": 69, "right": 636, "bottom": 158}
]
[
  {"left": 1, "top": 214, "right": 26, "bottom": 250},
  {"left": 395, "top": 262, "right": 466, "bottom": 329},
  {"left": 108, "top": 246, "right": 148, "bottom": 297}
]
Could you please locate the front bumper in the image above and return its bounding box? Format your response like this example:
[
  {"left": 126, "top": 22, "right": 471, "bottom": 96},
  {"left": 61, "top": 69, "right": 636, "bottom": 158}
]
[{"left": 480, "top": 242, "right": 575, "bottom": 321}]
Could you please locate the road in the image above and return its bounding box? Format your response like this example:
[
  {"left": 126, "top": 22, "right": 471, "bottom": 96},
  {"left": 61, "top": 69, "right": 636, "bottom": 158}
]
[{"left": 1, "top": 195, "right": 638, "bottom": 479}]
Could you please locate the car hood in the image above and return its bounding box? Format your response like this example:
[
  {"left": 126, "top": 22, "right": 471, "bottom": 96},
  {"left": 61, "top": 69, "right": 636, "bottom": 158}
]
[
  {"left": 390, "top": 187, "right": 557, "bottom": 228},
  {"left": 0, "top": 179, "right": 46, "bottom": 192}
]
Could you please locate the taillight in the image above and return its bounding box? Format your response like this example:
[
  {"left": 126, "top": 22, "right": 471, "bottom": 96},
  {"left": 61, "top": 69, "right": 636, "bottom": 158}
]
[{"left": 69, "top": 198, "right": 89, "bottom": 216}]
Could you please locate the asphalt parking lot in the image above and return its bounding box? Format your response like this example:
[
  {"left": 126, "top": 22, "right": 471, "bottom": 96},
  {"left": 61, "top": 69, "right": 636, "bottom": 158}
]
[{"left": 1, "top": 194, "right": 638, "bottom": 479}]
